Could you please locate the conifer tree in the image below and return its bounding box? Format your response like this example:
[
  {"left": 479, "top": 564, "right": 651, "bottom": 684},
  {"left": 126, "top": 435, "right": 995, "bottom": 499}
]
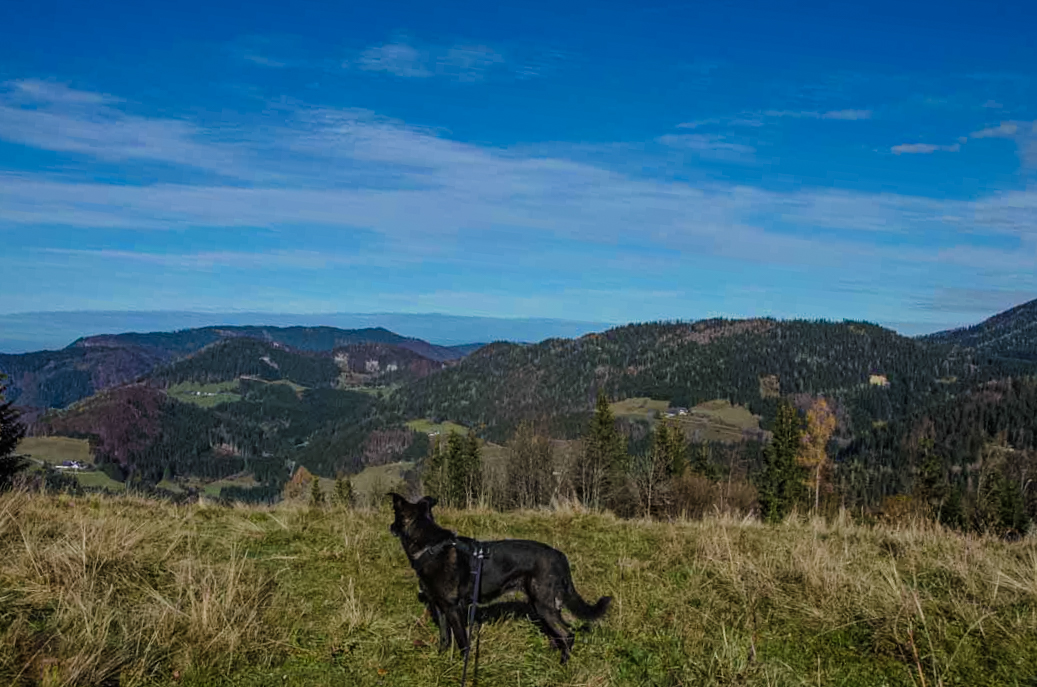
[
  {"left": 661, "top": 420, "right": 688, "bottom": 477},
  {"left": 450, "top": 430, "right": 482, "bottom": 508},
  {"left": 579, "top": 389, "right": 628, "bottom": 510},
  {"left": 422, "top": 435, "right": 449, "bottom": 503},
  {"left": 0, "top": 374, "right": 27, "bottom": 491},
  {"left": 444, "top": 430, "right": 466, "bottom": 507},
  {"left": 757, "top": 400, "right": 807, "bottom": 523},
  {"left": 310, "top": 474, "right": 325, "bottom": 507},
  {"left": 334, "top": 475, "right": 354, "bottom": 507}
]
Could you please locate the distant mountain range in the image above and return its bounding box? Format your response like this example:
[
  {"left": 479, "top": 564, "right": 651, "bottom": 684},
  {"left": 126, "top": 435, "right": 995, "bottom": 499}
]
[
  {"left": 0, "top": 311, "right": 614, "bottom": 354},
  {"left": 0, "top": 325, "right": 476, "bottom": 410},
  {"left": 4, "top": 298, "right": 1037, "bottom": 507}
]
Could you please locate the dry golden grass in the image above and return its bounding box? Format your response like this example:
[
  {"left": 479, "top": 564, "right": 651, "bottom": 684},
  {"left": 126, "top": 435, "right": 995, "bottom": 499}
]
[{"left": 1, "top": 489, "right": 1035, "bottom": 686}]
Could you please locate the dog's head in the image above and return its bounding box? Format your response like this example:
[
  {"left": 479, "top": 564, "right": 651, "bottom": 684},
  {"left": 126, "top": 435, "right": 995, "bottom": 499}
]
[{"left": 388, "top": 492, "right": 438, "bottom": 539}]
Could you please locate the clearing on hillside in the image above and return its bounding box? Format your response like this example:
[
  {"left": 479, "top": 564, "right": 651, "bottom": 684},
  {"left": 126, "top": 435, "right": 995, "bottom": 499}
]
[
  {"left": 610, "top": 397, "right": 765, "bottom": 442},
  {"left": 609, "top": 397, "right": 670, "bottom": 420},
  {"left": 166, "top": 380, "right": 242, "bottom": 407},
  {"left": 16, "top": 436, "right": 94, "bottom": 465},
  {"left": 405, "top": 418, "right": 468, "bottom": 436}
]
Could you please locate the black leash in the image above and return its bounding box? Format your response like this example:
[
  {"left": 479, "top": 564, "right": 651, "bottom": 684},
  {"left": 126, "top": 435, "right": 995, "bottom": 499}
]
[{"left": 460, "top": 543, "right": 487, "bottom": 687}]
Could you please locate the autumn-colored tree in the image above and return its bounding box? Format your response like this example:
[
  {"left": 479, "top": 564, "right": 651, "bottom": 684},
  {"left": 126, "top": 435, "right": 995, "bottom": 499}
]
[{"left": 797, "top": 397, "right": 837, "bottom": 514}]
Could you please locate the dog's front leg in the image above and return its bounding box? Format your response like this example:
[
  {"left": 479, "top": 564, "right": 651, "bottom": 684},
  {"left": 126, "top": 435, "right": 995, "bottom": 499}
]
[
  {"left": 444, "top": 603, "right": 469, "bottom": 655},
  {"left": 418, "top": 587, "right": 452, "bottom": 651},
  {"left": 432, "top": 604, "right": 451, "bottom": 651}
]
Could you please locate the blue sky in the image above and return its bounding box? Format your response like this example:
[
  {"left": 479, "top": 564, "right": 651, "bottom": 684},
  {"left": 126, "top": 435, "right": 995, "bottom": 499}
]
[{"left": 1, "top": 0, "right": 1035, "bottom": 336}]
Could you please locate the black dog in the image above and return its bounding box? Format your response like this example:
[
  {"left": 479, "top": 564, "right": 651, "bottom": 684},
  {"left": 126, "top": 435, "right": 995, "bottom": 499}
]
[{"left": 389, "top": 493, "right": 611, "bottom": 663}]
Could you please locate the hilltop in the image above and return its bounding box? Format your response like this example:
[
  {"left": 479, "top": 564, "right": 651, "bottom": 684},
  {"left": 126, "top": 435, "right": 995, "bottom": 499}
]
[
  {"left": 923, "top": 297, "right": 1037, "bottom": 363},
  {"left": 2, "top": 491, "right": 1035, "bottom": 686}
]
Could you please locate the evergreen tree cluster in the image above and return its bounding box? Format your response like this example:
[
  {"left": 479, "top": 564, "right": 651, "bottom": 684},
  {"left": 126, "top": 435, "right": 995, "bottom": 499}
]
[{"left": 422, "top": 430, "right": 482, "bottom": 508}]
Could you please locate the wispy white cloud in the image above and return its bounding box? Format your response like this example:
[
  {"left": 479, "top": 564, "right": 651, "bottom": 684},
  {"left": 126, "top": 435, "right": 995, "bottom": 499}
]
[
  {"left": 968, "top": 120, "right": 1037, "bottom": 167},
  {"left": 37, "top": 248, "right": 402, "bottom": 270},
  {"left": 971, "top": 122, "right": 1020, "bottom": 138},
  {"left": 656, "top": 133, "right": 756, "bottom": 160},
  {"left": 676, "top": 108, "right": 870, "bottom": 132},
  {"left": 351, "top": 34, "right": 514, "bottom": 82},
  {"left": 2, "top": 83, "right": 1036, "bottom": 283},
  {"left": 891, "top": 143, "right": 961, "bottom": 154},
  {"left": 356, "top": 39, "right": 433, "bottom": 78},
  {"left": 983, "top": 100, "right": 1004, "bottom": 109},
  {"left": 761, "top": 109, "right": 872, "bottom": 120},
  {"left": 916, "top": 287, "right": 1037, "bottom": 314},
  {"left": 0, "top": 80, "right": 245, "bottom": 177}
]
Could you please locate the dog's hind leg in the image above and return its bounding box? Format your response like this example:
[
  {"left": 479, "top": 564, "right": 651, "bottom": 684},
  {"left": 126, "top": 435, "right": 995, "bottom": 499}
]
[{"left": 532, "top": 598, "right": 574, "bottom": 664}]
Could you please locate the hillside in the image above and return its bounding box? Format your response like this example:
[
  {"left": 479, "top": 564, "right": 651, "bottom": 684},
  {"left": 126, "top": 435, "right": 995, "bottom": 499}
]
[
  {"left": 394, "top": 318, "right": 1028, "bottom": 442},
  {"left": 3, "top": 491, "right": 1036, "bottom": 686},
  {"left": 0, "top": 345, "right": 168, "bottom": 410},
  {"left": 31, "top": 377, "right": 425, "bottom": 493},
  {"left": 923, "top": 297, "right": 1037, "bottom": 362},
  {"left": 1, "top": 325, "right": 478, "bottom": 410},
  {"left": 148, "top": 338, "right": 343, "bottom": 388},
  {"left": 838, "top": 375, "right": 1037, "bottom": 505}
]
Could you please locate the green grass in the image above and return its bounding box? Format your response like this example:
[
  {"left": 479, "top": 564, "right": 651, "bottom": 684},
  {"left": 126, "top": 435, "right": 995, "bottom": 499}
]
[
  {"left": 16, "top": 436, "right": 94, "bottom": 465},
  {"left": 155, "top": 479, "right": 185, "bottom": 494},
  {"left": 74, "top": 470, "right": 126, "bottom": 491},
  {"left": 609, "top": 397, "right": 671, "bottom": 421},
  {"left": 167, "top": 380, "right": 243, "bottom": 408},
  {"left": 201, "top": 473, "right": 261, "bottom": 498},
  {"left": 3, "top": 491, "right": 1036, "bottom": 686},
  {"left": 405, "top": 418, "right": 469, "bottom": 436},
  {"left": 349, "top": 463, "right": 412, "bottom": 506},
  {"left": 16, "top": 437, "right": 129, "bottom": 491}
]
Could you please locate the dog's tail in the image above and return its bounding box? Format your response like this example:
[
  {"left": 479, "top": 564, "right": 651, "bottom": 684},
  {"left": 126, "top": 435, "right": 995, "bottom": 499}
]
[{"left": 563, "top": 583, "right": 612, "bottom": 622}]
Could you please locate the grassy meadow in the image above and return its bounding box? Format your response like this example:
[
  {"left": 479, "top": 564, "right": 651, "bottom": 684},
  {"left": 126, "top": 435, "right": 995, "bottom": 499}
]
[
  {"left": 2, "top": 489, "right": 1036, "bottom": 686},
  {"left": 610, "top": 397, "right": 764, "bottom": 443},
  {"left": 404, "top": 419, "right": 469, "bottom": 436},
  {"left": 166, "top": 381, "right": 243, "bottom": 408}
]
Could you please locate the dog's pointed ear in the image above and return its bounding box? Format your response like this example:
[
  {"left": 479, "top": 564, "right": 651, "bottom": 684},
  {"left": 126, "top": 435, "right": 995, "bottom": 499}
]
[
  {"left": 419, "top": 495, "right": 438, "bottom": 512},
  {"left": 388, "top": 492, "right": 406, "bottom": 509}
]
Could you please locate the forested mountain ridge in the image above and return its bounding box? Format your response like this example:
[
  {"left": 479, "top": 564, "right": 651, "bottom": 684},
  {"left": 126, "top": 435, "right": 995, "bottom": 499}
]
[
  {"left": 393, "top": 318, "right": 1032, "bottom": 442},
  {"left": 73, "top": 325, "right": 474, "bottom": 362},
  {"left": 1, "top": 325, "right": 479, "bottom": 409},
  {"left": 837, "top": 375, "right": 1037, "bottom": 509},
  {"left": 922, "top": 297, "right": 1037, "bottom": 362},
  {"left": 31, "top": 377, "right": 424, "bottom": 488}
]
